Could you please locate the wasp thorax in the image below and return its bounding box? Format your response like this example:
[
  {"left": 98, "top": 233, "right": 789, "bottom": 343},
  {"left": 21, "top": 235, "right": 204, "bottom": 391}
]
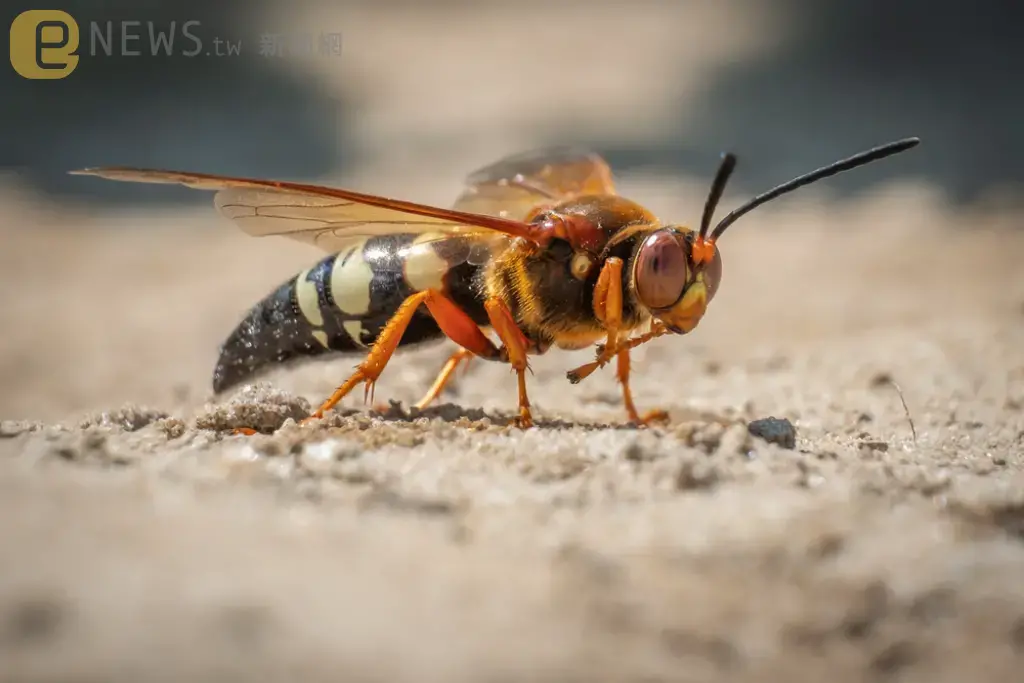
[{"left": 634, "top": 230, "right": 689, "bottom": 310}]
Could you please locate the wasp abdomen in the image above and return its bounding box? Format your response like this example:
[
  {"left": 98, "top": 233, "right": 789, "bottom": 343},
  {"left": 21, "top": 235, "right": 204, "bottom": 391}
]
[{"left": 213, "top": 233, "right": 488, "bottom": 393}]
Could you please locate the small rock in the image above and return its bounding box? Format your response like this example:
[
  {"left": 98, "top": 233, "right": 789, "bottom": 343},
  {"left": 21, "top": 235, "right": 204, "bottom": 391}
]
[
  {"left": 156, "top": 418, "right": 187, "bottom": 440},
  {"left": 747, "top": 417, "right": 796, "bottom": 449},
  {"left": 194, "top": 383, "right": 311, "bottom": 433}
]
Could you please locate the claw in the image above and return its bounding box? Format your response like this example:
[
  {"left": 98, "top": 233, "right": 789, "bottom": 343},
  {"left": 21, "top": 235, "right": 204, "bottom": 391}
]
[
  {"left": 634, "top": 408, "right": 670, "bottom": 426},
  {"left": 299, "top": 413, "right": 322, "bottom": 427},
  {"left": 514, "top": 408, "right": 534, "bottom": 429}
]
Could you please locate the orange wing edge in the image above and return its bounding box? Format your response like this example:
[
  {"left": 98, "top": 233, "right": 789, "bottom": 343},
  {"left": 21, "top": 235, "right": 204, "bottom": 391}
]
[{"left": 69, "top": 166, "right": 550, "bottom": 245}]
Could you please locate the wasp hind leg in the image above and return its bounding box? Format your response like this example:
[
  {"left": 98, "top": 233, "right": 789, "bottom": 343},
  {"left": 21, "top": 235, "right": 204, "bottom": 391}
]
[
  {"left": 304, "top": 289, "right": 539, "bottom": 426},
  {"left": 305, "top": 289, "right": 501, "bottom": 421}
]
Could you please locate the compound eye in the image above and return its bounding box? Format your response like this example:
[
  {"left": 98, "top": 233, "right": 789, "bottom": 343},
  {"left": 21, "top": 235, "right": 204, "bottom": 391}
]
[{"left": 635, "top": 231, "right": 689, "bottom": 310}]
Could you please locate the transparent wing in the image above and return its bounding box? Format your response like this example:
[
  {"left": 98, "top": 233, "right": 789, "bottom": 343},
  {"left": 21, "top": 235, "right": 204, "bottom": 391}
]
[
  {"left": 211, "top": 187, "right": 474, "bottom": 252},
  {"left": 452, "top": 146, "right": 617, "bottom": 220},
  {"left": 69, "top": 167, "right": 541, "bottom": 253}
]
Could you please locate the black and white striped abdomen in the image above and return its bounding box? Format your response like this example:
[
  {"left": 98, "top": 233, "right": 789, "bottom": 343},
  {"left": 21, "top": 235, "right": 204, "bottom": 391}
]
[{"left": 212, "top": 233, "right": 492, "bottom": 393}]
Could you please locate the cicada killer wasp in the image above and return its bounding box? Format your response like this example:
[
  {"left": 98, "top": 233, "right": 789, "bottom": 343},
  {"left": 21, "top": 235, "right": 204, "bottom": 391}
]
[{"left": 72, "top": 137, "right": 919, "bottom": 429}]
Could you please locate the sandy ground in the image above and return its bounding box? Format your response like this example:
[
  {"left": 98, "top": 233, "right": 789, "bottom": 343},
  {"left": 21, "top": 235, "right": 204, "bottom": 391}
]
[{"left": 4, "top": 3, "right": 1024, "bottom": 682}]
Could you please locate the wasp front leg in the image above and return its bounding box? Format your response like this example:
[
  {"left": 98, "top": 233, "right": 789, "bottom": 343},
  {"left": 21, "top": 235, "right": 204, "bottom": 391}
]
[
  {"left": 568, "top": 322, "right": 669, "bottom": 384},
  {"left": 574, "top": 257, "right": 668, "bottom": 426},
  {"left": 614, "top": 347, "right": 669, "bottom": 426}
]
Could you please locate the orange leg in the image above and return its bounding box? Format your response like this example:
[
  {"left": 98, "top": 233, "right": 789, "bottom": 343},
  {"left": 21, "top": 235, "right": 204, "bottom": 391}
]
[
  {"left": 616, "top": 348, "right": 669, "bottom": 426},
  {"left": 305, "top": 289, "right": 501, "bottom": 422},
  {"left": 592, "top": 257, "right": 624, "bottom": 336},
  {"left": 570, "top": 257, "right": 669, "bottom": 425},
  {"left": 413, "top": 348, "right": 474, "bottom": 410},
  {"left": 590, "top": 256, "right": 626, "bottom": 370},
  {"left": 569, "top": 256, "right": 624, "bottom": 383},
  {"left": 484, "top": 297, "right": 534, "bottom": 428},
  {"left": 567, "top": 321, "right": 668, "bottom": 384}
]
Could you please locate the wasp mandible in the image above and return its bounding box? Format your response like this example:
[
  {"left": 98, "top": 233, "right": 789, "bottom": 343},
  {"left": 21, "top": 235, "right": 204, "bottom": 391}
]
[{"left": 72, "top": 137, "right": 919, "bottom": 428}]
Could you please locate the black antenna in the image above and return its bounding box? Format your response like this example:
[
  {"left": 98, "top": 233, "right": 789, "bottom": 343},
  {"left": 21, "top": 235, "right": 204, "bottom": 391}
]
[
  {"left": 699, "top": 152, "right": 738, "bottom": 240},
  {"left": 710, "top": 137, "right": 920, "bottom": 241}
]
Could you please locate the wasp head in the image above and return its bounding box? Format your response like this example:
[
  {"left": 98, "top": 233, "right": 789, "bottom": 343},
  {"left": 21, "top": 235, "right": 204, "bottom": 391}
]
[{"left": 631, "top": 227, "right": 722, "bottom": 334}]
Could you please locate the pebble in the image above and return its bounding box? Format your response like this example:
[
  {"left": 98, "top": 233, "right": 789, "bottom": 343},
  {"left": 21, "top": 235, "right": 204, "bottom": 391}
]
[{"left": 747, "top": 417, "right": 797, "bottom": 449}]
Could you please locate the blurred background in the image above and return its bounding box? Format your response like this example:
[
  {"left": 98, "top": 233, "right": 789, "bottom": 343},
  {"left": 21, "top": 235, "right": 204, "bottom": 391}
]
[
  {"left": 5, "top": 0, "right": 1022, "bottom": 204},
  {"left": 2, "top": 0, "right": 1023, "bottom": 420}
]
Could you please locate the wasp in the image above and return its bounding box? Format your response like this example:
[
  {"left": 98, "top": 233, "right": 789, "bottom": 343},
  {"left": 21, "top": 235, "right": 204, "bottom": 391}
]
[{"left": 72, "top": 137, "right": 919, "bottom": 429}]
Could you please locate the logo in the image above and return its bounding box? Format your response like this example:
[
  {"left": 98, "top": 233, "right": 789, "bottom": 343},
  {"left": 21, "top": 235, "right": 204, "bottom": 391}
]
[{"left": 10, "top": 10, "right": 79, "bottom": 79}]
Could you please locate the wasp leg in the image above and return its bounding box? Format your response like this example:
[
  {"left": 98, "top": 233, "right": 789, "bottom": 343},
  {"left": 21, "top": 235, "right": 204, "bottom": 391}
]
[
  {"left": 593, "top": 257, "right": 625, "bottom": 344},
  {"left": 590, "top": 255, "right": 626, "bottom": 367},
  {"left": 484, "top": 298, "right": 534, "bottom": 428},
  {"left": 567, "top": 322, "right": 668, "bottom": 384},
  {"left": 580, "top": 257, "right": 668, "bottom": 425},
  {"left": 616, "top": 348, "right": 670, "bottom": 426},
  {"left": 306, "top": 289, "right": 502, "bottom": 422},
  {"left": 565, "top": 257, "right": 623, "bottom": 383},
  {"left": 413, "top": 348, "right": 474, "bottom": 410}
]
